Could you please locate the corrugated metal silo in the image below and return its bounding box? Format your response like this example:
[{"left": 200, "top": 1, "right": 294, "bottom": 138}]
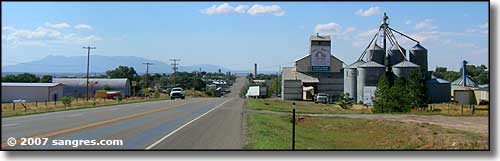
[
  {"left": 344, "top": 60, "right": 365, "bottom": 100},
  {"left": 409, "top": 44, "right": 428, "bottom": 79},
  {"left": 356, "top": 61, "right": 385, "bottom": 103},
  {"left": 365, "top": 43, "right": 385, "bottom": 65},
  {"left": 392, "top": 61, "right": 420, "bottom": 78},
  {"left": 388, "top": 45, "right": 406, "bottom": 66}
]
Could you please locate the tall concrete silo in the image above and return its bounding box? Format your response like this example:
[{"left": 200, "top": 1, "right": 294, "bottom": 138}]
[
  {"left": 365, "top": 43, "right": 385, "bottom": 65},
  {"left": 356, "top": 61, "right": 385, "bottom": 102},
  {"left": 409, "top": 43, "right": 428, "bottom": 79},
  {"left": 388, "top": 45, "right": 405, "bottom": 66},
  {"left": 392, "top": 60, "right": 420, "bottom": 78},
  {"left": 344, "top": 60, "right": 365, "bottom": 99}
]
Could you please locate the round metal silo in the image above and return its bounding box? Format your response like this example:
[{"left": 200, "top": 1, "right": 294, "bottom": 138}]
[
  {"left": 365, "top": 43, "right": 385, "bottom": 65},
  {"left": 344, "top": 60, "right": 365, "bottom": 100},
  {"left": 392, "top": 61, "right": 420, "bottom": 78},
  {"left": 356, "top": 61, "right": 385, "bottom": 103},
  {"left": 388, "top": 45, "right": 406, "bottom": 66},
  {"left": 410, "top": 44, "right": 428, "bottom": 79}
]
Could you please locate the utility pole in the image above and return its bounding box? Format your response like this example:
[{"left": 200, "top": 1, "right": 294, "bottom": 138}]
[
  {"left": 170, "top": 59, "right": 180, "bottom": 86},
  {"left": 142, "top": 62, "right": 154, "bottom": 88},
  {"left": 83, "top": 46, "right": 96, "bottom": 101}
]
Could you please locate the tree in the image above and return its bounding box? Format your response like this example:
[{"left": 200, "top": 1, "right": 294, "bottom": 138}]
[
  {"left": 40, "top": 75, "right": 53, "bottom": 83},
  {"left": 373, "top": 73, "right": 391, "bottom": 113},
  {"left": 270, "top": 77, "right": 281, "bottom": 95},
  {"left": 105, "top": 66, "right": 138, "bottom": 81},
  {"left": 2, "top": 73, "right": 40, "bottom": 82},
  {"left": 102, "top": 84, "right": 112, "bottom": 90},
  {"left": 407, "top": 69, "right": 427, "bottom": 109}
]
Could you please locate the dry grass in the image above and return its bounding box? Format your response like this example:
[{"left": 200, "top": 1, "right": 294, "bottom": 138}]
[
  {"left": 246, "top": 99, "right": 488, "bottom": 116},
  {"left": 1, "top": 95, "right": 170, "bottom": 118},
  {"left": 245, "top": 113, "right": 488, "bottom": 150}
]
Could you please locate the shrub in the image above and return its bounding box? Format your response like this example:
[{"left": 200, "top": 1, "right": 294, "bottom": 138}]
[
  {"left": 337, "top": 93, "right": 354, "bottom": 109},
  {"left": 61, "top": 97, "right": 72, "bottom": 107},
  {"left": 153, "top": 89, "right": 160, "bottom": 98}
]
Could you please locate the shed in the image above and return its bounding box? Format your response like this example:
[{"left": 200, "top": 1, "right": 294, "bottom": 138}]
[
  {"left": 53, "top": 78, "right": 131, "bottom": 98},
  {"left": 425, "top": 78, "right": 451, "bottom": 103},
  {"left": 2, "top": 83, "right": 64, "bottom": 102}
]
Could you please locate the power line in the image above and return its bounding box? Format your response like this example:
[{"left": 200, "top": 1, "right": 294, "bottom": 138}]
[
  {"left": 83, "top": 46, "right": 96, "bottom": 101},
  {"left": 169, "top": 59, "right": 180, "bottom": 85},
  {"left": 142, "top": 62, "right": 154, "bottom": 88}
]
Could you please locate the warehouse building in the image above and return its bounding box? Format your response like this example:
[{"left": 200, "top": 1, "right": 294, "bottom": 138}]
[
  {"left": 281, "top": 34, "right": 344, "bottom": 101},
  {"left": 53, "top": 78, "right": 131, "bottom": 98},
  {"left": 1, "top": 83, "right": 64, "bottom": 103},
  {"left": 425, "top": 76, "right": 451, "bottom": 103}
]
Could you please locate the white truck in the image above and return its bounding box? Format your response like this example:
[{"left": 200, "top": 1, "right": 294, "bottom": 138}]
[
  {"left": 245, "top": 86, "right": 268, "bottom": 98},
  {"left": 170, "top": 87, "right": 185, "bottom": 100}
]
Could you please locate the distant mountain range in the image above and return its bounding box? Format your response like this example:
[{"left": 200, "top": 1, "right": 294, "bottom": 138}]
[{"left": 2, "top": 55, "right": 232, "bottom": 74}]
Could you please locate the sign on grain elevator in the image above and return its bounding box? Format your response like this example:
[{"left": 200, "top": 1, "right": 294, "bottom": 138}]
[{"left": 310, "top": 34, "right": 331, "bottom": 72}]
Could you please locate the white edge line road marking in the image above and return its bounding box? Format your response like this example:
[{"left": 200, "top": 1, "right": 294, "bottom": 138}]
[
  {"left": 2, "top": 123, "right": 19, "bottom": 127},
  {"left": 145, "top": 98, "right": 235, "bottom": 150},
  {"left": 107, "top": 108, "right": 119, "bottom": 111},
  {"left": 68, "top": 113, "right": 83, "bottom": 117}
]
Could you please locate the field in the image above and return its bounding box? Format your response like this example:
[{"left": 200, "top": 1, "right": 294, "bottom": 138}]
[
  {"left": 245, "top": 99, "right": 488, "bottom": 116},
  {"left": 245, "top": 113, "right": 488, "bottom": 150}
]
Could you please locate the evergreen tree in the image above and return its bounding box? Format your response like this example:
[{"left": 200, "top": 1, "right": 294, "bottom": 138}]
[
  {"left": 373, "top": 73, "right": 391, "bottom": 113},
  {"left": 407, "top": 69, "right": 427, "bottom": 109}
]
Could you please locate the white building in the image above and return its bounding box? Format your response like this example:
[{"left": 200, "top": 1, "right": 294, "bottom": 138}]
[
  {"left": 2, "top": 83, "right": 64, "bottom": 102},
  {"left": 281, "top": 34, "right": 344, "bottom": 101}
]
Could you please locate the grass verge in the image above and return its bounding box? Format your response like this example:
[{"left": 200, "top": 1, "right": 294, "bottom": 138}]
[
  {"left": 246, "top": 99, "right": 488, "bottom": 116},
  {"left": 245, "top": 113, "right": 488, "bottom": 150},
  {"left": 1, "top": 97, "right": 171, "bottom": 118}
]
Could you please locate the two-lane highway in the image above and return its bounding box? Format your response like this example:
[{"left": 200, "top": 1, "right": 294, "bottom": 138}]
[{"left": 1, "top": 77, "right": 247, "bottom": 150}]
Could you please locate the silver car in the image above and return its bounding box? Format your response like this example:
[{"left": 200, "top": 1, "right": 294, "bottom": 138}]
[{"left": 314, "top": 93, "right": 329, "bottom": 104}]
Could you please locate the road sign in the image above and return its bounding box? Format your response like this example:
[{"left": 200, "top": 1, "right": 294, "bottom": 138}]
[{"left": 132, "top": 81, "right": 137, "bottom": 86}]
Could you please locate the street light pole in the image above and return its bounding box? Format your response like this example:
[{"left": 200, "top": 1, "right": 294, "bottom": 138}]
[{"left": 292, "top": 102, "right": 296, "bottom": 150}]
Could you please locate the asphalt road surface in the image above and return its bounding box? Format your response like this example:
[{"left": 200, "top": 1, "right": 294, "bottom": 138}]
[{"left": 1, "top": 77, "right": 247, "bottom": 150}]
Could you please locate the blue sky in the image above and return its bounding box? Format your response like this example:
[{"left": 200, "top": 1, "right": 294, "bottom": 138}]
[{"left": 2, "top": 2, "right": 488, "bottom": 71}]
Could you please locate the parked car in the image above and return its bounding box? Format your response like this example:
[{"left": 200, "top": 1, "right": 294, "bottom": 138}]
[
  {"left": 314, "top": 93, "right": 329, "bottom": 104},
  {"left": 169, "top": 87, "right": 185, "bottom": 100}
]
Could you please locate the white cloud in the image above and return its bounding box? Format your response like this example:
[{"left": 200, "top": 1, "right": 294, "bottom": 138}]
[
  {"left": 466, "top": 28, "right": 477, "bottom": 33},
  {"left": 74, "top": 24, "right": 93, "bottom": 30},
  {"left": 405, "top": 20, "right": 412, "bottom": 25},
  {"left": 355, "top": 6, "right": 380, "bottom": 16},
  {"left": 44, "top": 22, "right": 71, "bottom": 29},
  {"left": 315, "top": 22, "right": 341, "bottom": 35},
  {"left": 2, "top": 24, "right": 101, "bottom": 47},
  {"left": 200, "top": 3, "right": 284, "bottom": 16},
  {"left": 200, "top": 3, "right": 237, "bottom": 15},
  {"left": 247, "top": 4, "right": 285, "bottom": 16},
  {"left": 415, "top": 19, "right": 437, "bottom": 30},
  {"left": 234, "top": 5, "right": 249, "bottom": 14}
]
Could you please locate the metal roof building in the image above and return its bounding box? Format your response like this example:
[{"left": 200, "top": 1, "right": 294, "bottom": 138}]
[
  {"left": 281, "top": 34, "right": 344, "bottom": 101},
  {"left": 53, "top": 78, "right": 131, "bottom": 98},
  {"left": 425, "top": 77, "right": 451, "bottom": 103},
  {"left": 2, "top": 83, "right": 64, "bottom": 102}
]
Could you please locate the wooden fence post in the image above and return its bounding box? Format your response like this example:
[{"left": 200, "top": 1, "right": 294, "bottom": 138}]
[
  {"left": 461, "top": 104, "right": 464, "bottom": 115},
  {"left": 35, "top": 101, "right": 38, "bottom": 108},
  {"left": 13, "top": 103, "right": 15, "bottom": 111}
]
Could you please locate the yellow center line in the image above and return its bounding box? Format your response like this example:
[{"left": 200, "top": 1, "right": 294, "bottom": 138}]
[{"left": 1, "top": 98, "right": 211, "bottom": 148}]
